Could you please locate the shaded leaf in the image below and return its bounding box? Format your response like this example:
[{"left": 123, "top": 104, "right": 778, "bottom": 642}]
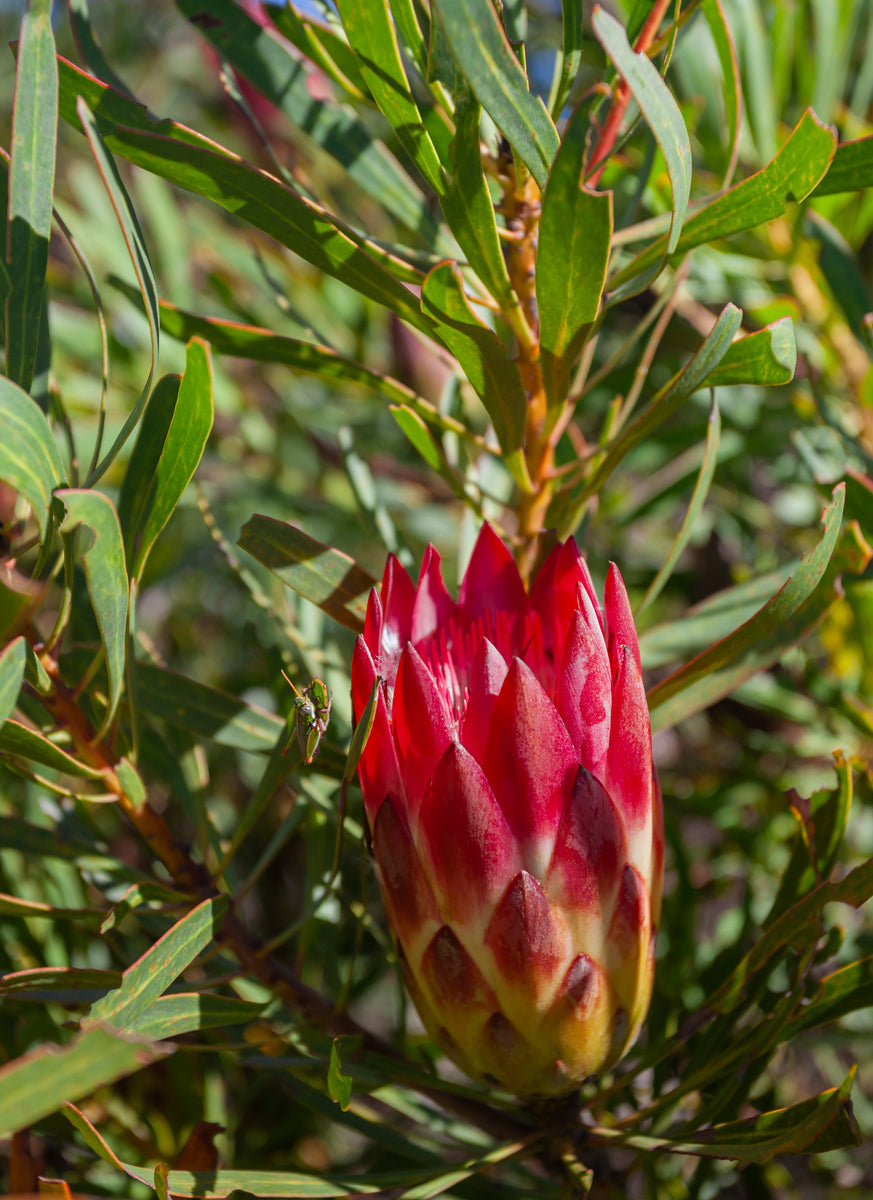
[
  {"left": 87, "top": 896, "right": 228, "bottom": 1034},
  {"left": 328, "top": 1040, "right": 353, "bottom": 1111},
  {"left": 5, "top": 0, "right": 57, "bottom": 392},
  {"left": 0, "top": 636, "right": 27, "bottom": 727},
  {"left": 0, "top": 966, "right": 122, "bottom": 1004},
  {"left": 238, "top": 516, "right": 375, "bottom": 632},
  {"left": 0, "top": 374, "right": 66, "bottom": 540},
  {"left": 788, "top": 956, "right": 873, "bottom": 1037},
  {"left": 76, "top": 98, "right": 160, "bottom": 484},
  {"left": 440, "top": 96, "right": 516, "bottom": 311},
  {"left": 432, "top": 0, "right": 559, "bottom": 189},
  {"left": 179, "top": 0, "right": 439, "bottom": 239},
  {"left": 130, "top": 338, "right": 213, "bottom": 579},
  {"left": 0, "top": 1026, "right": 165, "bottom": 1137},
  {"left": 55, "top": 488, "right": 128, "bottom": 734},
  {"left": 127, "top": 993, "right": 266, "bottom": 1040},
  {"left": 648, "top": 488, "right": 864, "bottom": 729},
  {"left": 134, "top": 661, "right": 286, "bottom": 753},
  {"left": 0, "top": 718, "right": 103, "bottom": 778}
]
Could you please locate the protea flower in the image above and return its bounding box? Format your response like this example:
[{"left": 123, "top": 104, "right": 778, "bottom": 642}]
[{"left": 351, "top": 525, "right": 663, "bottom": 1096}]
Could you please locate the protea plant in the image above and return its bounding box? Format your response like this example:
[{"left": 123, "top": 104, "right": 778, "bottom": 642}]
[{"left": 352, "top": 525, "right": 663, "bottom": 1096}]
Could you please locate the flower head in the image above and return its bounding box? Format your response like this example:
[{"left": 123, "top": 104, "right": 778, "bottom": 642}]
[{"left": 352, "top": 525, "right": 663, "bottom": 1096}]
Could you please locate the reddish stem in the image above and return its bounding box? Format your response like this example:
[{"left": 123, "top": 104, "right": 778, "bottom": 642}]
[{"left": 587, "top": 0, "right": 675, "bottom": 188}]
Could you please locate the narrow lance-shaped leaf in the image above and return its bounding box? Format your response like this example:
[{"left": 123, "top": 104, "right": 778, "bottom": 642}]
[
  {"left": 613, "top": 109, "right": 836, "bottom": 288},
  {"left": 0, "top": 637, "right": 27, "bottom": 728},
  {"left": 702, "top": 0, "right": 742, "bottom": 186},
  {"left": 0, "top": 374, "right": 66, "bottom": 540},
  {"left": 134, "top": 660, "right": 287, "bottom": 754},
  {"left": 592, "top": 7, "right": 692, "bottom": 255},
  {"left": 584, "top": 303, "right": 742, "bottom": 499},
  {"left": 440, "top": 96, "right": 517, "bottom": 312},
  {"left": 5, "top": 0, "right": 57, "bottom": 393},
  {"left": 177, "top": 0, "right": 440, "bottom": 241},
  {"left": 0, "top": 719, "right": 103, "bottom": 777},
  {"left": 87, "top": 896, "right": 229, "bottom": 1034},
  {"left": 238, "top": 516, "right": 375, "bottom": 632},
  {"left": 648, "top": 486, "right": 859, "bottom": 730},
  {"left": 131, "top": 338, "right": 213, "bottom": 580},
  {"left": 76, "top": 98, "right": 160, "bottom": 485},
  {"left": 537, "top": 106, "right": 613, "bottom": 408},
  {"left": 0, "top": 1027, "right": 166, "bottom": 1137},
  {"left": 637, "top": 396, "right": 721, "bottom": 613},
  {"left": 548, "top": 0, "right": 583, "bottom": 118},
  {"left": 336, "top": 0, "right": 445, "bottom": 193},
  {"left": 55, "top": 488, "right": 129, "bottom": 735},
  {"left": 117, "top": 374, "right": 180, "bottom": 566},
  {"left": 88, "top": 122, "right": 435, "bottom": 336},
  {"left": 432, "top": 0, "right": 559, "bottom": 189}
]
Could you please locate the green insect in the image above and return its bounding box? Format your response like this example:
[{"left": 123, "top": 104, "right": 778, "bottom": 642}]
[{"left": 282, "top": 672, "right": 332, "bottom": 764}]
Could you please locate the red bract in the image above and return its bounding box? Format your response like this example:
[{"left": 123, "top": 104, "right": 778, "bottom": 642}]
[{"left": 352, "top": 525, "right": 663, "bottom": 1096}]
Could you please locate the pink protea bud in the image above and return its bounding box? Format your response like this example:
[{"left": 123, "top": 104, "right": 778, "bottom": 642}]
[{"left": 352, "top": 525, "right": 663, "bottom": 1096}]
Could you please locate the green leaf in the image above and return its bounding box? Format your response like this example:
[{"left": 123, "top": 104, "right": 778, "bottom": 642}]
[
  {"left": 336, "top": 0, "right": 444, "bottom": 192},
  {"left": 178, "top": 0, "right": 439, "bottom": 241},
  {"left": 76, "top": 98, "right": 160, "bottom": 485},
  {"left": 0, "top": 562, "right": 48, "bottom": 643},
  {"left": 648, "top": 485, "right": 851, "bottom": 729},
  {"left": 125, "top": 993, "right": 265, "bottom": 1040},
  {"left": 68, "top": 0, "right": 134, "bottom": 97},
  {"left": 87, "top": 896, "right": 228, "bottom": 1034},
  {"left": 5, "top": 0, "right": 57, "bottom": 393},
  {"left": 709, "top": 850, "right": 873, "bottom": 1018},
  {"left": 117, "top": 373, "right": 180, "bottom": 566},
  {"left": 432, "top": 0, "right": 559, "bottom": 189},
  {"left": 701, "top": 0, "right": 742, "bottom": 185},
  {"left": 811, "top": 133, "right": 873, "bottom": 197},
  {"left": 767, "top": 755, "right": 853, "bottom": 923},
  {"left": 238, "top": 516, "right": 376, "bottom": 633},
  {"left": 806, "top": 211, "right": 873, "bottom": 357},
  {"left": 267, "top": 4, "right": 369, "bottom": 98},
  {"left": 590, "top": 1072, "right": 860, "bottom": 1161},
  {"left": 134, "top": 661, "right": 286, "bottom": 753},
  {"left": 0, "top": 718, "right": 103, "bottom": 778},
  {"left": 328, "top": 1040, "right": 353, "bottom": 1111},
  {"left": 0, "top": 1026, "right": 165, "bottom": 1136},
  {"left": 55, "top": 489, "right": 129, "bottom": 734},
  {"left": 0, "top": 967, "right": 122, "bottom": 1003},
  {"left": 537, "top": 109, "right": 613, "bottom": 407},
  {"left": 421, "top": 261, "right": 530, "bottom": 489},
  {"left": 87, "top": 122, "right": 434, "bottom": 336},
  {"left": 0, "top": 892, "right": 101, "bottom": 920},
  {"left": 699, "top": 317, "right": 796, "bottom": 387},
  {"left": 131, "top": 338, "right": 213, "bottom": 579},
  {"left": 0, "top": 636, "right": 26, "bottom": 728},
  {"left": 787, "top": 956, "right": 873, "bottom": 1037},
  {"left": 440, "top": 96, "right": 516, "bottom": 311},
  {"left": 613, "top": 109, "right": 836, "bottom": 288},
  {"left": 112, "top": 284, "right": 458, "bottom": 435},
  {"left": 65, "top": 1103, "right": 389, "bottom": 1197},
  {"left": 0, "top": 373, "right": 66, "bottom": 539},
  {"left": 637, "top": 397, "right": 721, "bottom": 613},
  {"left": 592, "top": 8, "right": 692, "bottom": 255},
  {"left": 548, "top": 0, "right": 583, "bottom": 118},
  {"left": 585, "top": 303, "right": 742, "bottom": 499}
]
